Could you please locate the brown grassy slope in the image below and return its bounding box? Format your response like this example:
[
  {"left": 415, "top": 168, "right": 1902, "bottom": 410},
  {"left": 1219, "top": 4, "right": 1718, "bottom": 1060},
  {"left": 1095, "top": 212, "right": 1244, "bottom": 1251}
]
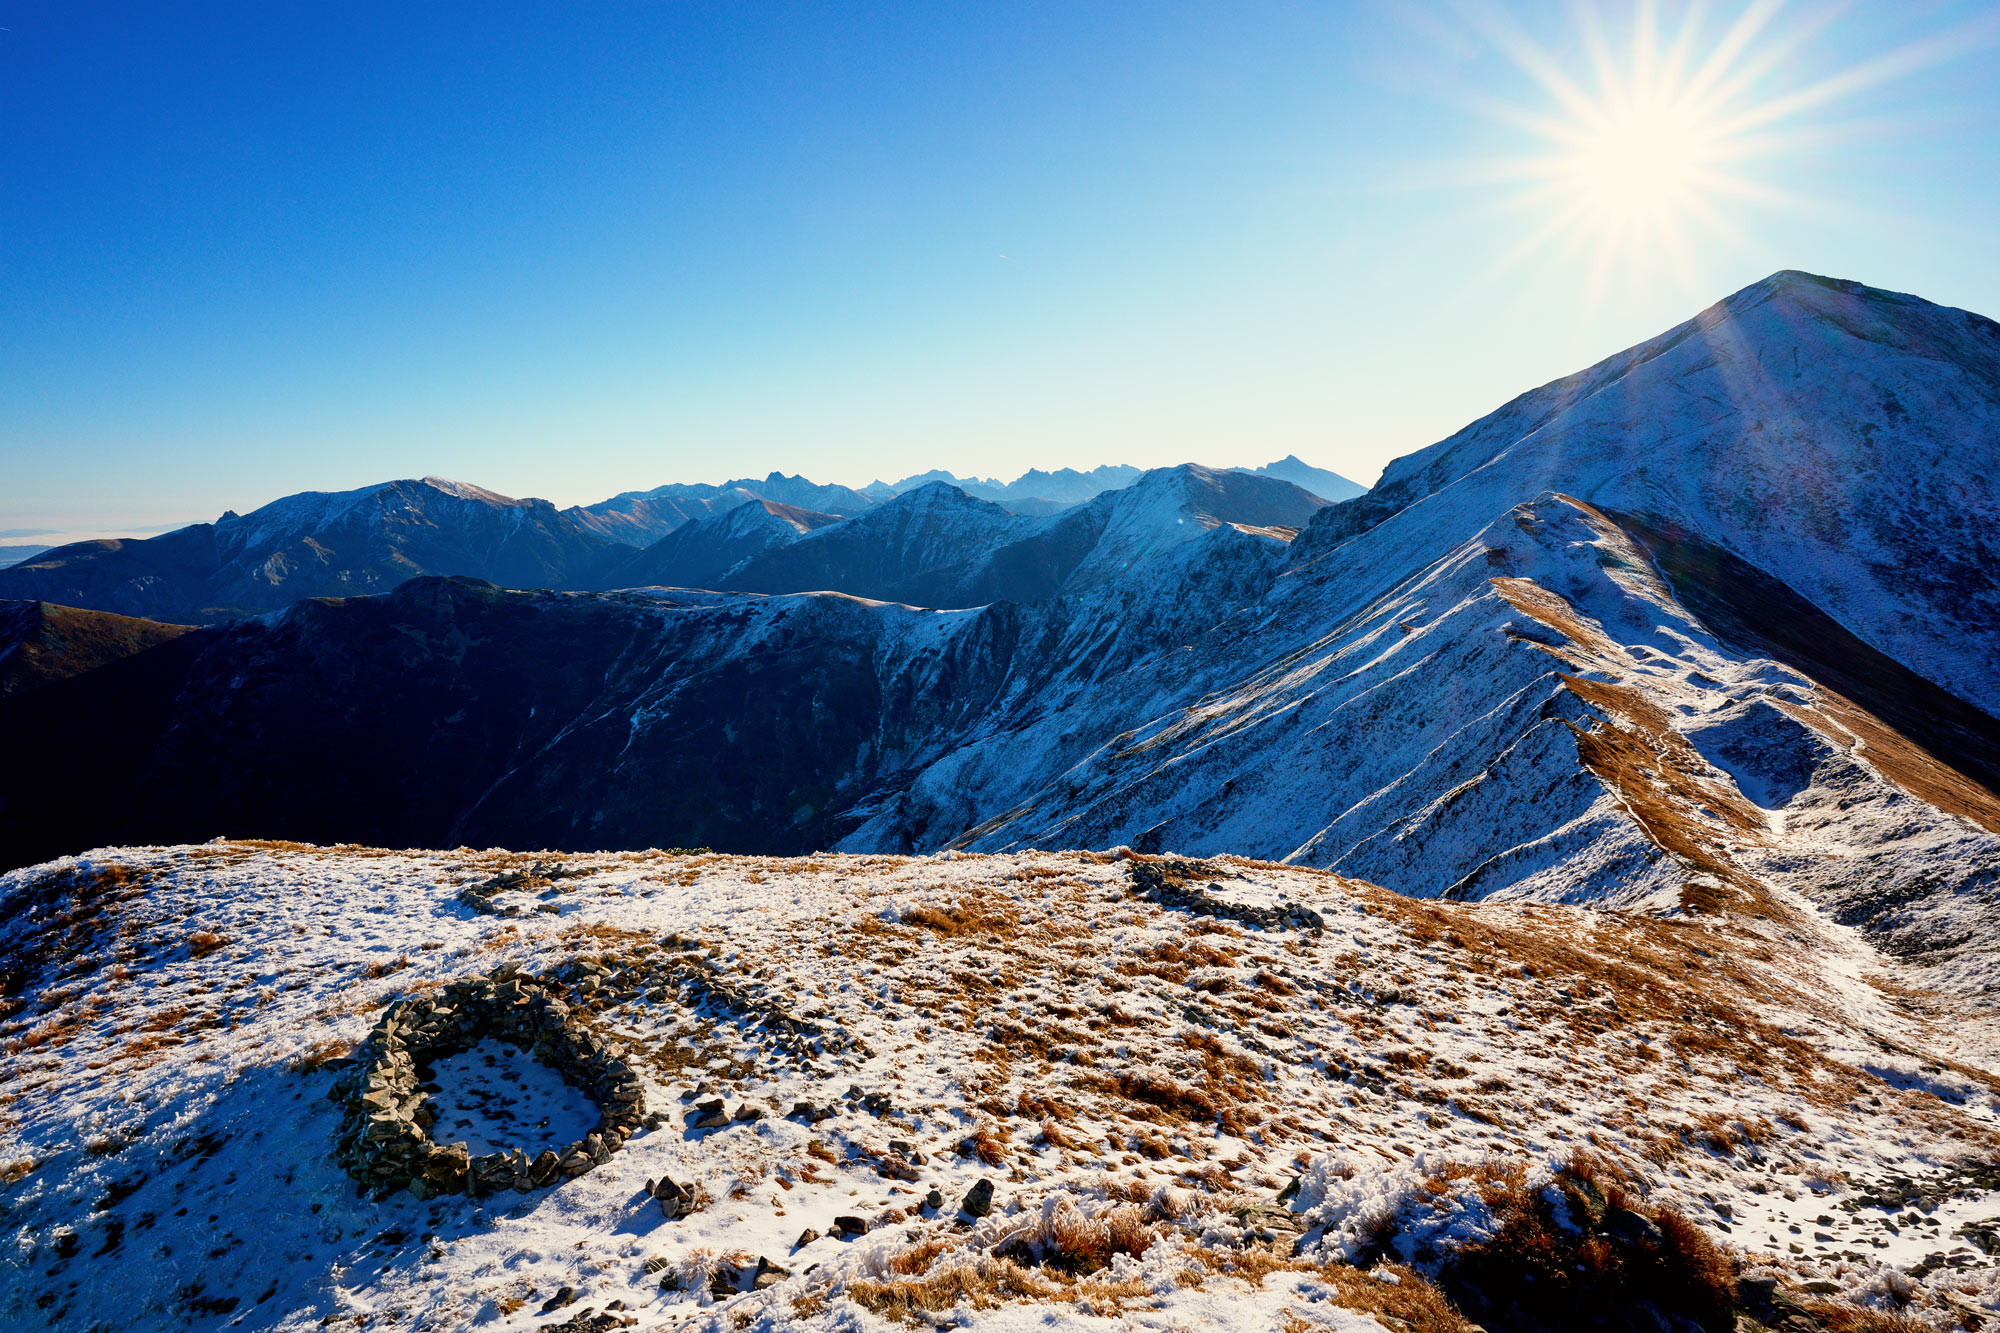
[{"left": 0, "top": 600, "right": 193, "bottom": 700}]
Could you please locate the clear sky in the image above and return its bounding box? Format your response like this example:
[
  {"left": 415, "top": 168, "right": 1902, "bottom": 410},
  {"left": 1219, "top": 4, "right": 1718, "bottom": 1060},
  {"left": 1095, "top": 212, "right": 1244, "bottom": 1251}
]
[{"left": 5, "top": 1, "right": 2000, "bottom": 536}]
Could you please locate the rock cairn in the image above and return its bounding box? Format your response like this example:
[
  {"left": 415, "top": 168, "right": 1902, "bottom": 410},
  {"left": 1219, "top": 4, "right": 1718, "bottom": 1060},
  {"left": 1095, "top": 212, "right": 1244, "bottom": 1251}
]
[
  {"left": 547, "top": 939, "right": 866, "bottom": 1062},
  {"left": 456, "top": 860, "right": 578, "bottom": 918},
  {"left": 1130, "top": 859, "right": 1324, "bottom": 933},
  {"left": 332, "top": 969, "right": 646, "bottom": 1199}
]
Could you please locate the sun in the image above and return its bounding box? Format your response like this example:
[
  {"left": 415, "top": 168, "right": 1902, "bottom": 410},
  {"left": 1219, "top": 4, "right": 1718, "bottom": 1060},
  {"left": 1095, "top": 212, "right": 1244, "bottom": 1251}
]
[
  {"left": 1563, "top": 95, "right": 1721, "bottom": 233},
  {"left": 1450, "top": 0, "right": 1991, "bottom": 298}
]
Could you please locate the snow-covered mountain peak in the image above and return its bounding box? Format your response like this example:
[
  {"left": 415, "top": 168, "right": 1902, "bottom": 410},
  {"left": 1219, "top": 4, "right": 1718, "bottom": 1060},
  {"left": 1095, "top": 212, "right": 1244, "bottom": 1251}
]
[
  {"left": 877, "top": 479, "right": 1018, "bottom": 516},
  {"left": 419, "top": 475, "right": 522, "bottom": 506},
  {"left": 1296, "top": 270, "right": 2000, "bottom": 715}
]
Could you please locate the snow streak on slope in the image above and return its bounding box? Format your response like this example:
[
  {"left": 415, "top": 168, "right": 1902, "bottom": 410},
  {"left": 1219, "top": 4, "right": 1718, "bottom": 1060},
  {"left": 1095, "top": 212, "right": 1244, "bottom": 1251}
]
[{"left": 2, "top": 845, "right": 1996, "bottom": 1331}]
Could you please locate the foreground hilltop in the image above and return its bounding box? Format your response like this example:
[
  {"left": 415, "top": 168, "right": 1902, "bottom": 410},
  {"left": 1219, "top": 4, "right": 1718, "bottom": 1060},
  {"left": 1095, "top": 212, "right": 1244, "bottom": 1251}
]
[{"left": 1, "top": 842, "right": 1996, "bottom": 1331}]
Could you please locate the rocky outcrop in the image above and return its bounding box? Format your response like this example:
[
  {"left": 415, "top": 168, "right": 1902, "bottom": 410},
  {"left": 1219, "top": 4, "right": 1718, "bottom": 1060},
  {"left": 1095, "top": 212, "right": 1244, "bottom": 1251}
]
[
  {"left": 1129, "top": 859, "right": 1325, "bottom": 933},
  {"left": 331, "top": 969, "right": 646, "bottom": 1199}
]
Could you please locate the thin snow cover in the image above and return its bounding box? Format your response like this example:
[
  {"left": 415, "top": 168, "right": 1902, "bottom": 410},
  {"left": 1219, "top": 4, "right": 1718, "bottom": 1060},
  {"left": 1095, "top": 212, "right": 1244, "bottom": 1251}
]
[
  {"left": 427, "top": 1041, "right": 601, "bottom": 1159},
  {"left": 3, "top": 843, "right": 1998, "bottom": 1331}
]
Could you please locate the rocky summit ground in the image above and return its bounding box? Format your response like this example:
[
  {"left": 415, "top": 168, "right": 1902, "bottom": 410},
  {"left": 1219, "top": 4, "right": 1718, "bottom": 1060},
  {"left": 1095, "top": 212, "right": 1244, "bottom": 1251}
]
[{"left": 2, "top": 842, "right": 1997, "bottom": 1332}]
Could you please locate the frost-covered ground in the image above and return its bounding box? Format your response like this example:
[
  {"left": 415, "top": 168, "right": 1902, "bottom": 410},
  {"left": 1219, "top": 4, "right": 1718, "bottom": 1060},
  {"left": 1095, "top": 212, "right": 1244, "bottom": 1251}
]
[{"left": 3, "top": 843, "right": 1997, "bottom": 1331}]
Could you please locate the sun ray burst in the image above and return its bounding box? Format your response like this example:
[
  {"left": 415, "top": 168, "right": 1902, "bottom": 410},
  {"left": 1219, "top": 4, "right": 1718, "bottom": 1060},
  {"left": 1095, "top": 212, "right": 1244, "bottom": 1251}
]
[{"left": 1453, "top": 0, "right": 2000, "bottom": 299}]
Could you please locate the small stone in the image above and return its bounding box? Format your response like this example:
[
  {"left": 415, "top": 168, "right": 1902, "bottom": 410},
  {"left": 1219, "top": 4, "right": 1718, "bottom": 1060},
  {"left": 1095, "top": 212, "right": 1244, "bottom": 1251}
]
[
  {"left": 795, "top": 1228, "right": 821, "bottom": 1248},
  {"left": 962, "top": 1178, "right": 996, "bottom": 1218},
  {"left": 732, "top": 1103, "right": 763, "bottom": 1122},
  {"left": 833, "top": 1215, "right": 869, "bottom": 1237},
  {"left": 653, "top": 1175, "right": 694, "bottom": 1219},
  {"left": 924, "top": 1189, "right": 944, "bottom": 1210},
  {"left": 1603, "top": 1206, "right": 1664, "bottom": 1249},
  {"left": 753, "top": 1257, "right": 790, "bottom": 1290},
  {"left": 539, "top": 1285, "right": 576, "bottom": 1313},
  {"left": 1738, "top": 1276, "right": 1779, "bottom": 1306},
  {"left": 693, "top": 1111, "right": 729, "bottom": 1130}
]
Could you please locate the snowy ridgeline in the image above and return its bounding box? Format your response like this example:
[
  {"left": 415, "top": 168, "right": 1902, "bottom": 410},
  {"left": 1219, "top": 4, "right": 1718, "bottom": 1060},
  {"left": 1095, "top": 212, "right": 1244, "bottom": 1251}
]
[{"left": 1, "top": 843, "right": 1996, "bottom": 1332}]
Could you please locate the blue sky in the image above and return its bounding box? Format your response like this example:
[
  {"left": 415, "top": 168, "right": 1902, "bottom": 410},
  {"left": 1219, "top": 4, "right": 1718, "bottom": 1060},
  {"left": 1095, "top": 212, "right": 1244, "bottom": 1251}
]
[{"left": 5, "top": 1, "right": 1999, "bottom": 534}]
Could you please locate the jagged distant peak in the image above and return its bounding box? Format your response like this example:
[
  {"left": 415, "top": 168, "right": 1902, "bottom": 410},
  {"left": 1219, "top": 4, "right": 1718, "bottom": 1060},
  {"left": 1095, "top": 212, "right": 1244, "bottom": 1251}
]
[{"left": 1231, "top": 455, "right": 1367, "bottom": 502}]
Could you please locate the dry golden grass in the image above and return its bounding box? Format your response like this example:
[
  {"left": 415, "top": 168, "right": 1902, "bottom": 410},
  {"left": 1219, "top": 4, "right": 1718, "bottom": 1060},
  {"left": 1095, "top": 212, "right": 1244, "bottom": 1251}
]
[
  {"left": 1094, "top": 1068, "right": 1220, "bottom": 1124},
  {"left": 1800, "top": 1300, "right": 1938, "bottom": 1333},
  {"left": 1308, "top": 1263, "right": 1478, "bottom": 1333},
  {"left": 290, "top": 1037, "right": 353, "bottom": 1072},
  {"left": 966, "top": 1122, "right": 1010, "bottom": 1166},
  {"left": 1038, "top": 1202, "right": 1160, "bottom": 1275},
  {"left": 1782, "top": 688, "right": 2000, "bottom": 836},
  {"left": 1383, "top": 1154, "right": 1738, "bottom": 1332},
  {"left": 847, "top": 1255, "right": 1073, "bottom": 1323}
]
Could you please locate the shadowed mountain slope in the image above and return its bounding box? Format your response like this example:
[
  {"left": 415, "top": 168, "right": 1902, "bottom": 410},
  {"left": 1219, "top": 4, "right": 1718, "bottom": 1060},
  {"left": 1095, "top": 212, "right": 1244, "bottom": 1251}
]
[{"left": 0, "top": 600, "right": 193, "bottom": 699}]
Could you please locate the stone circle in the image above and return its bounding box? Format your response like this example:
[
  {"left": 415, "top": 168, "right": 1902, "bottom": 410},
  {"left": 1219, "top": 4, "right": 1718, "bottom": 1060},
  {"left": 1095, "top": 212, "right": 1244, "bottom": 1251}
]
[{"left": 332, "top": 968, "right": 647, "bottom": 1199}]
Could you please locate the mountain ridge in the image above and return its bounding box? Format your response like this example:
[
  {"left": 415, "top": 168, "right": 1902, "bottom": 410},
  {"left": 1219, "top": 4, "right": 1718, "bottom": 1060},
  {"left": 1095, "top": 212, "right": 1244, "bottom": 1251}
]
[
  {"left": 618, "top": 465, "right": 1328, "bottom": 607},
  {"left": 5, "top": 272, "right": 1997, "bottom": 1003}
]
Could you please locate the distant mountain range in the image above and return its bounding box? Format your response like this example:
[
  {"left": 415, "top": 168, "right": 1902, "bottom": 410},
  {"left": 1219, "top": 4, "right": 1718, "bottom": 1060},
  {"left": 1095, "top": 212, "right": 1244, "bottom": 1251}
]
[
  {"left": 858, "top": 458, "right": 1365, "bottom": 514},
  {"left": 0, "top": 457, "right": 1363, "bottom": 621},
  {"left": 5, "top": 273, "right": 1999, "bottom": 1000},
  {"left": 565, "top": 473, "right": 879, "bottom": 545},
  {"left": 616, "top": 466, "right": 1328, "bottom": 607},
  {"left": 0, "top": 477, "right": 628, "bottom": 623}
]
